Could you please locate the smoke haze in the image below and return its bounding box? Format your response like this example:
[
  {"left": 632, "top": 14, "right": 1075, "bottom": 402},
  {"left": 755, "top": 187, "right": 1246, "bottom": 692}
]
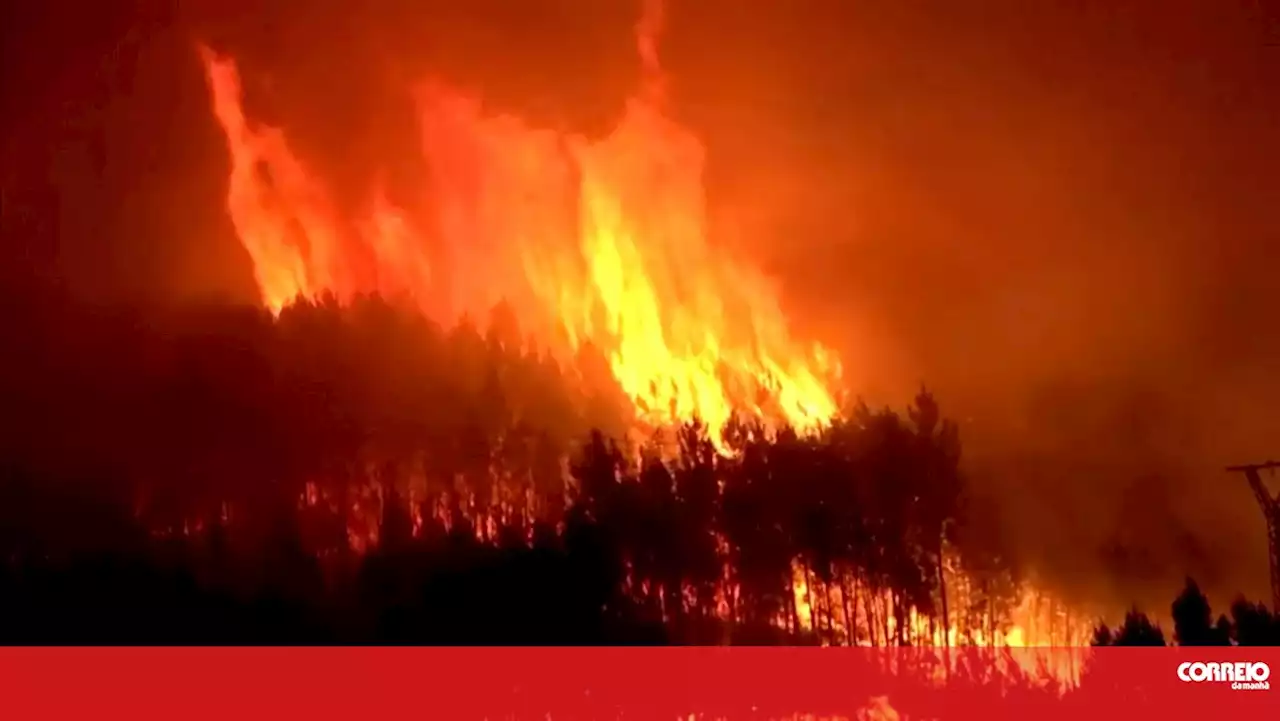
[{"left": 3, "top": 0, "right": 1279, "bottom": 611}]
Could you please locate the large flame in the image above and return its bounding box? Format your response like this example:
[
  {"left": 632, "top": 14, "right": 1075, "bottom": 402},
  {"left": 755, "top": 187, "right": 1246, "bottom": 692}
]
[
  {"left": 199, "top": 6, "right": 840, "bottom": 443},
  {"left": 198, "top": 8, "right": 1098, "bottom": 675}
]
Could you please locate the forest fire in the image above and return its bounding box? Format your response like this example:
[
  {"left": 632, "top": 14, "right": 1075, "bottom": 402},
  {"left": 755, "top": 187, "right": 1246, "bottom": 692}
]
[
  {"left": 8, "top": 1, "right": 1280, "bottom": 715},
  {"left": 788, "top": 558, "right": 1093, "bottom": 686},
  {"left": 199, "top": 3, "right": 839, "bottom": 447},
  {"left": 191, "top": 2, "right": 1101, "bottom": 670}
]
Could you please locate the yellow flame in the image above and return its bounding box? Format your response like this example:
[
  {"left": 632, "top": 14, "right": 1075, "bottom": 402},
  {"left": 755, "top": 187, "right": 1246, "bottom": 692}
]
[
  {"left": 788, "top": 557, "right": 1092, "bottom": 687},
  {"left": 197, "top": 5, "right": 840, "bottom": 447}
]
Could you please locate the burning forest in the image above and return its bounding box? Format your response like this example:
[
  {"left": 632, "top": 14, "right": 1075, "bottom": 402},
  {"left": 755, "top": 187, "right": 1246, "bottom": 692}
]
[
  {"left": 193, "top": 2, "right": 1089, "bottom": 654},
  {"left": 197, "top": 2, "right": 844, "bottom": 447},
  {"left": 1, "top": 0, "right": 1279, "bottom": 686}
]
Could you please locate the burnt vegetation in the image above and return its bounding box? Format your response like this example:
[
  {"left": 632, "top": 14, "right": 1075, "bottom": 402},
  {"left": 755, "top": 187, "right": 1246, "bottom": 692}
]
[{"left": 0, "top": 283, "right": 1274, "bottom": 647}]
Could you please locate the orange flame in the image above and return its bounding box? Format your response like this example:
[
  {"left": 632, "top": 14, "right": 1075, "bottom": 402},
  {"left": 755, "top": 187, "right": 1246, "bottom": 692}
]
[
  {"left": 198, "top": 8, "right": 1097, "bottom": 679},
  {"left": 198, "top": 4, "right": 841, "bottom": 445},
  {"left": 788, "top": 556, "right": 1094, "bottom": 686}
]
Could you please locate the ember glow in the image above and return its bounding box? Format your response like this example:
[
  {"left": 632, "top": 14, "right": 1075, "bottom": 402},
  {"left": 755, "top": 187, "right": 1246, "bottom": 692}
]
[
  {"left": 199, "top": 4, "right": 840, "bottom": 445},
  {"left": 789, "top": 557, "right": 1095, "bottom": 685}
]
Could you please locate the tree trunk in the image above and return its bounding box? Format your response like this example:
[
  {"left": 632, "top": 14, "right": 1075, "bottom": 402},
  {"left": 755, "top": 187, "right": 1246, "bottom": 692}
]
[
  {"left": 803, "top": 564, "right": 816, "bottom": 638},
  {"left": 827, "top": 583, "right": 835, "bottom": 640},
  {"left": 788, "top": 575, "right": 801, "bottom": 637},
  {"left": 938, "top": 539, "right": 950, "bottom": 647},
  {"left": 863, "top": 585, "right": 878, "bottom": 647},
  {"left": 880, "top": 593, "right": 891, "bottom": 646},
  {"left": 840, "top": 572, "right": 856, "bottom": 646}
]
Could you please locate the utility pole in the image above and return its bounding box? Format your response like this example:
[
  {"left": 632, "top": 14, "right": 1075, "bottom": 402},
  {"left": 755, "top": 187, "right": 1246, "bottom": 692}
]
[{"left": 1225, "top": 461, "right": 1280, "bottom": 611}]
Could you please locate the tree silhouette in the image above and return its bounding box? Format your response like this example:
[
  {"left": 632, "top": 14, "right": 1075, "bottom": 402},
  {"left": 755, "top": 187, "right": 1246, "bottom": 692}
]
[
  {"left": 1229, "top": 598, "right": 1280, "bottom": 645},
  {"left": 0, "top": 287, "right": 1273, "bottom": 653},
  {"left": 1092, "top": 609, "right": 1166, "bottom": 646},
  {"left": 1171, "top": 577, "right": 1228, "bottom": 646}
]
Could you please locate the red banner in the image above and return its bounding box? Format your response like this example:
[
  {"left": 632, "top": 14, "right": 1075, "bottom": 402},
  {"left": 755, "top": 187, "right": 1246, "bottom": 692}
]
[{"left": 0, "top": 647, "right": 1276, "bottom": 719}]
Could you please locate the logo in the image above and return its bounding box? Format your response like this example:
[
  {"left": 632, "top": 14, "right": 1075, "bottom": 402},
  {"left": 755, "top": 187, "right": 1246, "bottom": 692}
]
[{"left": 1177, "top": 662, "right": 1271, "bottom": 691}]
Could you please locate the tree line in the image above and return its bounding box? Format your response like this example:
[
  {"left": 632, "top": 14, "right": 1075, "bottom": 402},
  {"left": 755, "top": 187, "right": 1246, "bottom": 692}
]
[
  {"left": 0, "top": 286, "right": 1272, "bottom": 649},
  {"left": 1093, "top": 578, "right": 1280, "bottom": 646}
]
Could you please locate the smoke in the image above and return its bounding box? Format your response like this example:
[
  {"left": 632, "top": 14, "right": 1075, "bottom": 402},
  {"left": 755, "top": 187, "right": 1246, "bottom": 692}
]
[
  {"left": 663, "top": 1, "right": 1280, "bottom": 610},
  {"left": 4, "top": 0, "right": 1279, "bottom": 612}
]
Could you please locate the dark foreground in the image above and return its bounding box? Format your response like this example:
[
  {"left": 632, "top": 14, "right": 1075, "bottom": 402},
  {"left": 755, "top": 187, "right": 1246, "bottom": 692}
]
[{"left": 0, "top": 288, "right": 1276, "bottom": 646}]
